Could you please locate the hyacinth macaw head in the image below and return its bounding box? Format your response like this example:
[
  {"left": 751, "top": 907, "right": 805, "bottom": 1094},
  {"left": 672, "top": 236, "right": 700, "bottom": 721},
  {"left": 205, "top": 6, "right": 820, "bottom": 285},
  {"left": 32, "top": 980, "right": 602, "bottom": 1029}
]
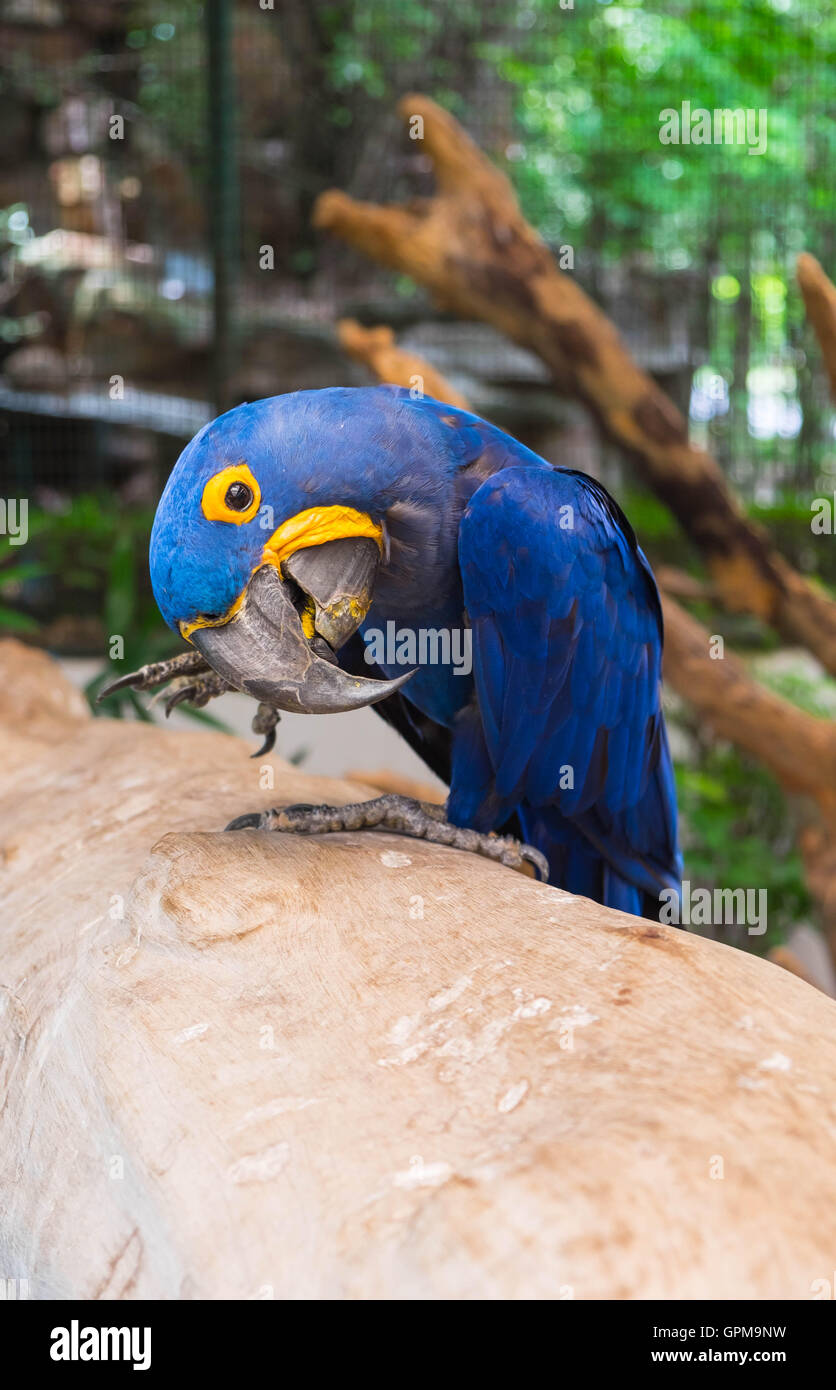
[{"left": 149, "top": 386, "right": 453, "bottom": 713}]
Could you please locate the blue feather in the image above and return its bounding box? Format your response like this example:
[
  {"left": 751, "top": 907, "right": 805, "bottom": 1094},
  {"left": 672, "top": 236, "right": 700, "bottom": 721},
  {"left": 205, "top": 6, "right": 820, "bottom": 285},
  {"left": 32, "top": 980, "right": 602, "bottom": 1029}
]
[{"left": 453, "top": 463, "right": 682, "bottom": 911}]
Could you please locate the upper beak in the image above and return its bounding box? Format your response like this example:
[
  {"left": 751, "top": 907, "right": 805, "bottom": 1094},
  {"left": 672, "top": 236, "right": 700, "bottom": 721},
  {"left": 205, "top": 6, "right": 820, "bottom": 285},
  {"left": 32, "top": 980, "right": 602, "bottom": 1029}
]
[
  {"left": 282, "top": 536, "right": 380, "bottom": 651},
  {"left": 189, "top": 538, "right": 412, "bottom": 714}
]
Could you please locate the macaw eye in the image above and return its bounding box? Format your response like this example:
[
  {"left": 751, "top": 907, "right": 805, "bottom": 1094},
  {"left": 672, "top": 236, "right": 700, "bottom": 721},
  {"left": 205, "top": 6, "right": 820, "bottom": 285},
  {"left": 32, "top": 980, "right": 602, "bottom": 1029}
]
[
  {"left": 201, "top": 463, "right": 261, "bottom": 524},
  {"left": 225, "top": 481, "right": 253, "bottom": 511}
]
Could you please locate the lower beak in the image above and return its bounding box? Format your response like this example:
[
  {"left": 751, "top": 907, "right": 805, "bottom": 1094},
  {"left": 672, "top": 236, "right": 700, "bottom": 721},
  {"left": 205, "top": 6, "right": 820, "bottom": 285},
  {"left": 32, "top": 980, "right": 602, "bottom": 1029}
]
[{"left": 190, "top": 540, "right": 411, "bottom": 714}]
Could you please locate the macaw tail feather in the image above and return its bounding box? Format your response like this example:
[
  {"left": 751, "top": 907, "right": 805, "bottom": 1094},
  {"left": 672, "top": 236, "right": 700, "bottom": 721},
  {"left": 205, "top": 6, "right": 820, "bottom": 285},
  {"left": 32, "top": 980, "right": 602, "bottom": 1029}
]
[{"left": 518, "top": 806, "right": 678, "bottom": 923}]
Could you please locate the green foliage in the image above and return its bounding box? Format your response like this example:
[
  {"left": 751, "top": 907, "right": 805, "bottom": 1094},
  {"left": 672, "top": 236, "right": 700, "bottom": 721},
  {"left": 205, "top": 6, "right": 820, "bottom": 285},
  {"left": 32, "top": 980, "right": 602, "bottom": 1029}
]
[
  {"left": 498, "top": 0, "right": 835, "bottom": 485},
  {"left": 674, "top": 655, "right": 836, "bottom": 950},
  {"left": 0, "top": 559, "right": 43, "bottom": 633},
  {"left": 25, "top": 494, "right": 155, "bottom": 601},
  {"left": 321, "top": 0, "right": 836, "bottom": 266},
  {"left": 0, "top": 495, "right": 226, "bottom": 730},
  {"left": 83, "top": 507, "right": 183, "bottom": 721},
  {"left": 676, "top": 742, "right": 810, "bottom": 953},
  {"left": 318, "top": 0, "right": 836, "bottom": 488},
  {"left": 493, "top": 1, "right": 835, "bottom": 252},
  {"left": 128, "top": 2, "right": 207, "bottom": 167},
  {"left": 753, "top": 657, "right": 836, "bottom": 720}
]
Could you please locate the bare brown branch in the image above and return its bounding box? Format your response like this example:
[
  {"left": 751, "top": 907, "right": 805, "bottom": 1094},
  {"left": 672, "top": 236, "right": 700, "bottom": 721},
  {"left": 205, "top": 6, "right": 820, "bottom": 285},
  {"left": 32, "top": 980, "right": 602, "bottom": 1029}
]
[
  {"left": 314, "top": 94, "right": 836, "bottom": 673},
  {"left": 337, "top": 319, "right": 470, "bottom": 410},
  {"left": 797, "top": 251, "right": 836, "bottom": 401}
]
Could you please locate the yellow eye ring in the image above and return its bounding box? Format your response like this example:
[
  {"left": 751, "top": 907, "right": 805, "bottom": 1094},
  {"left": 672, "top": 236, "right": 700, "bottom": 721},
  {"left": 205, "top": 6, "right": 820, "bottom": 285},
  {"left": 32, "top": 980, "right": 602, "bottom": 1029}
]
[{"left": 201, "top": 464, "right": 261, "bottom": 524}]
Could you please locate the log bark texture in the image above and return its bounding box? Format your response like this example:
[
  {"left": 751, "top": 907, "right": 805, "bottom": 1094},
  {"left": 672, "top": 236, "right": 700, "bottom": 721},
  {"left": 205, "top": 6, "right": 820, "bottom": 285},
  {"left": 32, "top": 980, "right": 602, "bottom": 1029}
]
[
  {"left": 314, "top": 95, "right": 836, "bottom": 674},
  {"left": 1, "top": 640, "right": 835, "bottom": 1300}
]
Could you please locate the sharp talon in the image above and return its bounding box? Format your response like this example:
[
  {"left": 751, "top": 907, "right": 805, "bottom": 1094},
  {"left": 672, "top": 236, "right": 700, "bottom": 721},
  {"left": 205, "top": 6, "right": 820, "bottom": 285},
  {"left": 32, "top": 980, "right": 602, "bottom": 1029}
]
[
  {"left": 165, "top": 685, "right": 197, "bottom": 714},
  {"left": 251, "top": 703, "right": 280, "bottom": 758},
  {"left": 522, "top": 846, "right": 550, "bottom": 882},
  {"left": 251, "top": 728, "right": 276, "bottom": 759},
  {"left": 96, "top": 672, "right": 139, "bottom": 702},
  {"left": 225, "top": 812, "right": 264, "bottom": 831}
]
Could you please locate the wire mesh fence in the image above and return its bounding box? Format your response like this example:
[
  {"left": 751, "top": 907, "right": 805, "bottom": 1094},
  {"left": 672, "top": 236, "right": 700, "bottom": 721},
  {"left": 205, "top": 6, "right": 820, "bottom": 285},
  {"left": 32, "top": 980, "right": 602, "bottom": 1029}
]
[{"left": 1, "top": 0, "right": 835, "bottom": 649}]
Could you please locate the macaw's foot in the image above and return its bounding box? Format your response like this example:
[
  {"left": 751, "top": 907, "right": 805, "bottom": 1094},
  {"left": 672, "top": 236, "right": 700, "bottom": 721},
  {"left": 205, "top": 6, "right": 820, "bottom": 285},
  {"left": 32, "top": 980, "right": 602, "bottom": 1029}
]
[
  {"left": 157, "top": 680, "right": 280, "bottom": 754},
  {"left": 225, "top": 793, "right": 549, "bottom": 881},
  {"left": 158, "top": 670, "right": 232, "bottom": 715},
  {"left": 97, "top": 650, "right": 281, "bottom": 754},
  {"left": 97, "top": 649, "right": 210, "bottom": 701}
]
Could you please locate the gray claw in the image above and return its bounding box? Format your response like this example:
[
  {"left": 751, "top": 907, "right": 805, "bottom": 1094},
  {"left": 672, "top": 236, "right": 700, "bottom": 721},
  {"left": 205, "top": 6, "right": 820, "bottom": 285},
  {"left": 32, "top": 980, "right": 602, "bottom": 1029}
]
[
  {"left": 519, "top": 845, "right": 550, "bottom": 882},
  {"left": 250, "top": 702, "right": 280, "bottom": 758},
  {"left": 164, "top": 686, "right": 196, "bottom": 715},
  {"left": 154, "top": 671, "right": 231, "bottom": 716},
  {"left": 226, "top": 812, "right": 264, "bottom": 831}
]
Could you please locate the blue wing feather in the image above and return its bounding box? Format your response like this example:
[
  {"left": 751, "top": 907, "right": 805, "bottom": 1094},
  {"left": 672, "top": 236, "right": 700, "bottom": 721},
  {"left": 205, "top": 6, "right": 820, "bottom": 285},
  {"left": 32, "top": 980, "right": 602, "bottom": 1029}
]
[{"left": 453, "top": 464, "right": 681, "bottom": 912}]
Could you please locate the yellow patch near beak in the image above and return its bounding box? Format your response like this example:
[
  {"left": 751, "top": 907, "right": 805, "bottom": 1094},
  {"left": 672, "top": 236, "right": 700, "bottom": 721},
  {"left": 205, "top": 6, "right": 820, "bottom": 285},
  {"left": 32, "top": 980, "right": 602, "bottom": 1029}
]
[
  {"left": 179, "top": 505, "right": 382, "bottom": 643},
  {"left": 261, "top": 505, "right": 382, "bottom": 568},
  {"left": 299, "top": 596, "right": 316, "bottom": 639}
]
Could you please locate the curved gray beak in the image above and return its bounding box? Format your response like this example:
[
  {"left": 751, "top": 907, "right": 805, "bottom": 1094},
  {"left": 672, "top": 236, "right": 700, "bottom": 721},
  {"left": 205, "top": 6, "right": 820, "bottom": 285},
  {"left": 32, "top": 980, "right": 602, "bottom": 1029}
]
[{"left": 190, "top": 540, "right": 412, "bottom": 714}]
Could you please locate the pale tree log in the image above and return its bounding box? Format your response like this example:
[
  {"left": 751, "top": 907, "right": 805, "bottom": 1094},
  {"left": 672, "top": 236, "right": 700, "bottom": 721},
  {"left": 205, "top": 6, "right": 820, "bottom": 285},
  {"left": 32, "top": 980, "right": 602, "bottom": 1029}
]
[
  {"left": 1, "top": 639, "right": 836, "bottom": 1300},
  {"left": 332, "top": 318, "right": 836, "bottom": 975},
  {"left": 767, "top": 945, "right": 821, "bottom": 989},
  {"left": 797, "top": 252, "right": 836, "bottom": 401},
  {"left": 314, "top": 94, "right": 836, "bottom": 673}
]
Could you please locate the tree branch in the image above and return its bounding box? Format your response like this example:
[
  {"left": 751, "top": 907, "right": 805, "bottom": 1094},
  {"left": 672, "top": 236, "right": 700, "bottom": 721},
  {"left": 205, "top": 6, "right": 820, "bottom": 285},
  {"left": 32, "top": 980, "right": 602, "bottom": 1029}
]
[
  {"left": 314, "top": 94, "right": 836, "bottom": 674},
  {"left": 337, "top": 319, "right": 471, "bottom": 409},
  {"left": 797, "top": 252, "right": 836, "bottom": 401}
]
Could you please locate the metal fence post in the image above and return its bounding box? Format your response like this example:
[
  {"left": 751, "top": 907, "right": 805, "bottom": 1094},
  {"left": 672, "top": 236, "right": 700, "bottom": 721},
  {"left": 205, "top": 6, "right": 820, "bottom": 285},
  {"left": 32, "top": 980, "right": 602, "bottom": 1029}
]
[{"left": 206, "top": 0, "right": 239, "bottom": 417}]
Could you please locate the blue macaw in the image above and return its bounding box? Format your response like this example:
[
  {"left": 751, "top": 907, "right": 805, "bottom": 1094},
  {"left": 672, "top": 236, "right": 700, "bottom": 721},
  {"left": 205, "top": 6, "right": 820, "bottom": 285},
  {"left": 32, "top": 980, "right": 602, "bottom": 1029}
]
[{"left": 107, "top": 385, "right": 681, "bottom": 917}]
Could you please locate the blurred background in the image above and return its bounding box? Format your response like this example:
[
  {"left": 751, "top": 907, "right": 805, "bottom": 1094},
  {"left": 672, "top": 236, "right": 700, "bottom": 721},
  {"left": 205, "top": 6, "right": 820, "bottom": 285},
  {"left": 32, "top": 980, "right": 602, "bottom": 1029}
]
[{"left": 1, "top": 0, "right": 835, "bottom": 972}]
